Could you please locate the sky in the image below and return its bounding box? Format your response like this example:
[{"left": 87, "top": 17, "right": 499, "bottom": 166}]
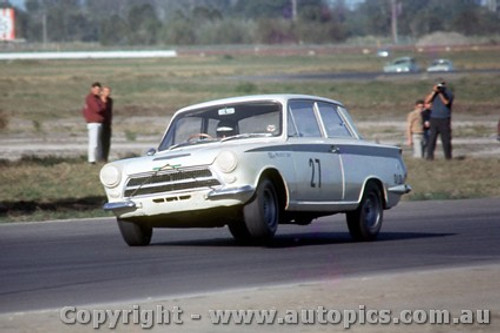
[{"left": 8, "top": 0, "right": 25, "bottom": 9}]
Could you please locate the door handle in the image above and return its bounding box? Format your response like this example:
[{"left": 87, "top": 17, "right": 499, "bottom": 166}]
[{"left": 330, "top": 145, "right": 340, "bottom": 153}]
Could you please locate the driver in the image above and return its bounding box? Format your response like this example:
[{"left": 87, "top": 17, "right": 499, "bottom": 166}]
[{"left": 216, "top": 120, "right": 238, "bottom": 138}]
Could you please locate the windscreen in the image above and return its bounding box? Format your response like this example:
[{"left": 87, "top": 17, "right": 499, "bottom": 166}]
[{"left": 158, "top": 101, "right": 282, "bottom": 151}]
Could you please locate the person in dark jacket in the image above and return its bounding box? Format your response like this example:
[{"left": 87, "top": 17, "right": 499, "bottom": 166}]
[
  {"left": 425, "top": 79, "right": 454, "bottom": 160},
  {"left": 497, "top": 119, "right": 500, "bottom": 142},
  {"left": 100, "top": 86, "right": 113, "bottom": 162}
]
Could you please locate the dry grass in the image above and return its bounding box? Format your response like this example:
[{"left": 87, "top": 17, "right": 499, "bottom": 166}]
[
  {"left": 0, "top": 157, "right": 110, "bottom": 222},
  {"left": 405, "top": 157, "right": 500, "bottom": 200},
  {"left": 1, "top": 48, "right": 500, "bottom": 128}
]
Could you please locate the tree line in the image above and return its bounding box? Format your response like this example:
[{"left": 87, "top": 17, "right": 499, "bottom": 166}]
[{"left": 5, "top": 0, "right": 500, "bottom": 46}]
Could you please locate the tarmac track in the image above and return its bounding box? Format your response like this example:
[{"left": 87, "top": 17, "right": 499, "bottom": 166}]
[{"left": 1, "top": 198, "right": 499, "bottom": 314}]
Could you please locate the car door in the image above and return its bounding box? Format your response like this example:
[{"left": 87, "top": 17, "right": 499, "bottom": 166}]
[{"left": 287, "top": 100, "right": 344, "bottom": 205}]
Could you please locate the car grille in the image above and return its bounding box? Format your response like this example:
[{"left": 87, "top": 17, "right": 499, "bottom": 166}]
[{"left": 124, "top": 167, "right": 220, "bottom": 197}]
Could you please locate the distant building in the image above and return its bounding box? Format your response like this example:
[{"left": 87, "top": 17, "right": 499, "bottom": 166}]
[{"left": 0, "top": 8, "right": 15, "bottom": 41}]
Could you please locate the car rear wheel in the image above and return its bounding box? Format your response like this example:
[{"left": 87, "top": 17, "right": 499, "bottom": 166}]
[
  {"left": 346, "top": 182, "right": 383, "bottom": 241},
  {"left": 117, "top": 218, "right": 152, "bottom": 246},
  {"left": 242, "top": 178, "right": 279, "bottom": 241}
]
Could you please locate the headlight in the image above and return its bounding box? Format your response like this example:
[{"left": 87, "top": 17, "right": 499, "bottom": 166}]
[
  {"left": 214, "top": 151, "right": 238, "bottom": 173},
  {"left": 100, "top": 164, "right": 121, "bottom": 188}
]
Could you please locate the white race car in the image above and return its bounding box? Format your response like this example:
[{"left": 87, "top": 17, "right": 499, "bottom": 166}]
[
  {"left": 427, "top": 59, "right": 454, "bottom": 72},
  {"left": 100, "top": 94, "right": 411, "bottom": 246},
  {"left": 383, "top": 56, "right": 420, "bottom": 73}
]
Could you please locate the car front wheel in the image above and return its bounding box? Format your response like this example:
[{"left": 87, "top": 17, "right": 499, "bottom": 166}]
[
  {"left": 346, "top": 182, "right": 383, "bottom": 241},
  {"left": 242, "top": 178, "right": 280, "bottom": 241},
  {"left": 228, "top": 220, "right": 252, "bottom": 243},
  {"left": 117, "top": 218, "right": 152, "bottom": 246}
]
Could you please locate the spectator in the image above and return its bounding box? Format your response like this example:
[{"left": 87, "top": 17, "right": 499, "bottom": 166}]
[
  {"left": 425, "top": 79, "right": 454, "bottom": 160},
  {"left": 422, "top": 102, "right": 432, "bottom": 158},
  {"left": 497, "top": 119, "right": 500, "bottom": 142},
  {"left": 101, "top": 86, "right": 113, "bottom": 162},
  {"left": 82, "top": 82, "right": 105, "bottom": 164},
  {"left": 406, "top": 99, "right": 425, "bottom": 158}
]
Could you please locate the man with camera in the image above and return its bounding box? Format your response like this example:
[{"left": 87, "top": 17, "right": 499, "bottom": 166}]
[{"left": 424, "top": 79, "right": 454, "bottom": 160}]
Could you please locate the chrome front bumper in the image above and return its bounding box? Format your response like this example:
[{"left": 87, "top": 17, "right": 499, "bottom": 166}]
[
  {"left": 103, "top": 185, "right": 255, "bottom": 212},
  {"left": 206, "top": 185, "right": 254, "bottom": 199},
  {"left": 103, "top": 201, "right": 137, "bottom": 211}
]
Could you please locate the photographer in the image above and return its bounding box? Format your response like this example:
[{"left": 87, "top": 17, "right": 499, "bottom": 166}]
[{"left": 424, "top": 79, "right": 454, "bottom": 160}]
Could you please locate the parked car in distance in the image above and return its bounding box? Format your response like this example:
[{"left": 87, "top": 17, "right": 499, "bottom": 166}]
[
  {"left": 376, "top": 49, "right": 390, "bottom": 57},
  {"left": 383, "top": 56, "right": 420, "bottom": 73},
  {"left": 100, "top": 94, "right": 411, "bottom": 246},
  {"left": 427, "top": 59, "right": 454, "bottom": 72}
]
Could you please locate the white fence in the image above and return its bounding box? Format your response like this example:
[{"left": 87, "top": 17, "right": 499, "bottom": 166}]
[{"left": 0, "top": 50, "right": 177, "bottom": 60}]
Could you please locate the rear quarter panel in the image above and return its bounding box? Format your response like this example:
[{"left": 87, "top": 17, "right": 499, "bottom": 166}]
[{"left": 338, "top": 142, "right": 405, "bottom": 207}]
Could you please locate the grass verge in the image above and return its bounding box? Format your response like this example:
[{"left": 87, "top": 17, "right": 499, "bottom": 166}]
[
  {"left": 405, "top": 157, "right": 500, "bottom": 200},
  {"left": 1, "top": 155, "right": 111, "bottom": 223}
]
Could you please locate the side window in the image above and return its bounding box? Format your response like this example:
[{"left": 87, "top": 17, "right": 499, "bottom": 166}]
[
  {"left": 317, "top": 102, "right": 352, "bottom": 138},
  {"left": 288, "top": 100, "right": 321, "bottom": 137},
  {"left": 287, "top": 109, "right": 298, "bottom": 137}
]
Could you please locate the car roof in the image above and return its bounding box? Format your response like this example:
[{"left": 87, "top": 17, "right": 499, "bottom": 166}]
[{"left": 176, "top": 94, "right": 344, "bottom": 113}]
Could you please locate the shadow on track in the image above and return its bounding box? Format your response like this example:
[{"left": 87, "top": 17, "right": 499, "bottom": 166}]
[{"left": 151, "top": 231, "right": 455, "bottom": 248}]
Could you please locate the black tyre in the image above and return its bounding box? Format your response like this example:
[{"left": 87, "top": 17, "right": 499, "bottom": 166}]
[
  {"left": 117, "top": 218, "right": 152, "bottom": 246},
  {"left": 346, "top": 182, "right": 383, "bottom": 241},
  {"left": 228, "top": 220, "right": 252, "bottom": 243},
  {"left": 242, "top": 178, "right": 280, "bottom": 241}
]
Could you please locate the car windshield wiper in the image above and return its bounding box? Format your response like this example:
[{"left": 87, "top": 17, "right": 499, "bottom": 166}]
[
  {"left": 221, "top": 133, "right": 273, "bottom": 142},
  {"left": 168, "top": 138, "right": 219, "bottom": 150}
]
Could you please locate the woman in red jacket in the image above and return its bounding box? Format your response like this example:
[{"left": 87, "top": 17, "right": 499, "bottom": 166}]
[{"left": 82, "top": 82, "right": 105, "bottom": 164}]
